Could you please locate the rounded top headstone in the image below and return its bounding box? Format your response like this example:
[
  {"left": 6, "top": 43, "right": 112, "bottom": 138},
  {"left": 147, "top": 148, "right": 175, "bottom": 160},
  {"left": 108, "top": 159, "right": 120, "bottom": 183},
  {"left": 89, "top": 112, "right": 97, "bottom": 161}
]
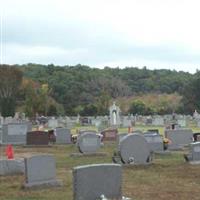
[
  {"left": 119, "top": 133, "right": 151, "bottom": 164},
  {"left": 77, "top": 132, "right": 101, "bottom": 153}
]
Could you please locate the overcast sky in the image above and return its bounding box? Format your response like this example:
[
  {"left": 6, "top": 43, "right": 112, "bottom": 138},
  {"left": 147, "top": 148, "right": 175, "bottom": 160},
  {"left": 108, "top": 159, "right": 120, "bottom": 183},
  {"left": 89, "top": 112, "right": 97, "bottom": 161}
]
[{"left": 1, "top": 0, "right": 200, "bottom": 73}]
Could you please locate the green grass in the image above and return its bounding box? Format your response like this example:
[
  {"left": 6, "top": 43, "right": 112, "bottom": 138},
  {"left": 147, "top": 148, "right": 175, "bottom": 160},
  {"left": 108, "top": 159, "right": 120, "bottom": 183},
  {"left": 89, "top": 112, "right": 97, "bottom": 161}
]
[{"left": 1, "top": 125, "right": 200, "bottom": 200}]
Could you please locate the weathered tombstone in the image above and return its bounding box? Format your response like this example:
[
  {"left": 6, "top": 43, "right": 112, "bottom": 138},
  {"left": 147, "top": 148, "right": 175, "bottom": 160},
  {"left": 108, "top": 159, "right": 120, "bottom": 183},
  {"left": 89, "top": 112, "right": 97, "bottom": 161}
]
[
  {"left": 48, "top": 117, "right": 58, "bottom": 128},
  {"left": 118, "top": 133, "right": 152, "bottom": 164},
  {"left": 109, "top": 102, "right": 121, "bottom": 127},
  {"left": 101, "top": 129, "right": 117, "bottom": 142},
  {"left": 184, "top": 142, "right": 200, "bottom": 164},
  {"left": 0, "top": 159, "right": 24, "bottom": 176},
  {"left": 143, "top": 132, "right": 164, "bottom": 152},
  {"left": 2, "top": 123, "right": 31, "bottom": 145},
  {"left": 55, "top": 128, "right": 72, "bottom": 144},
  {"left": 23, "top": 154, "right": 62, "bottom": 188},
  {"left": 77, "top": 132, "right": 101, "bottom": 153},
  {"left": 26, "top": 131, "right": 49, "bottom": 146},
  {"left": 73, "top": 164, "right": 122, "bottom": 200},
  {"left": 165, "top": 129, "right": 193, "bottom": 150}
]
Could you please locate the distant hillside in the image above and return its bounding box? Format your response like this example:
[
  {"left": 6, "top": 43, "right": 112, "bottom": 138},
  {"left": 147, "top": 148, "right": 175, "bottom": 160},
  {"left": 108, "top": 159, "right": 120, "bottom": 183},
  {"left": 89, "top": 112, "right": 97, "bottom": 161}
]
[{"left": 13, "top": 63, "right": 194, "bottom": 115}]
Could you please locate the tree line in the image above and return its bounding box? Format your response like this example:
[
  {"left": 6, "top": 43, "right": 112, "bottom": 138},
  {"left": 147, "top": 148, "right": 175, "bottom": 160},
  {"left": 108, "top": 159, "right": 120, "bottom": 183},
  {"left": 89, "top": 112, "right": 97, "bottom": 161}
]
[{"left": 0, "top": 64, "right": 198, "bottom": 117}]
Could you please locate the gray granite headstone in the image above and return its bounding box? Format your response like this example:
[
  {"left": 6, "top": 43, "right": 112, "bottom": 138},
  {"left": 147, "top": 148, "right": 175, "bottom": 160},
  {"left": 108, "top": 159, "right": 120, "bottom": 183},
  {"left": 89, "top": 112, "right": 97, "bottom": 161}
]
[
  {"left": 144, "top": 132, "right": 164, "bottom": 152},
  {"left": 23, "top": 154, "right": 62, "bottom": 188},
  {"left": 184, "top": 142, "right": 200, "bottom": 163},
  {"left": 77, "top": 132, "right": 101, "bottom": 153},
  {"left": 55, "top": 128, "right": 72, "bottom": 144},
  {"left": 2, "top": 123, "right": 31, "bottom": 145},
  {"left": 165, "top": 129, "right": 193, "bottom": 150},
  {"left": 73, "top": 164, "right": 122, "bottom": 200},
  {"left": 0, "top": 159, "right": 25, "bottom": 176},
  {"left": 119, "top": 133, "right": 151, "bottom": 164}
]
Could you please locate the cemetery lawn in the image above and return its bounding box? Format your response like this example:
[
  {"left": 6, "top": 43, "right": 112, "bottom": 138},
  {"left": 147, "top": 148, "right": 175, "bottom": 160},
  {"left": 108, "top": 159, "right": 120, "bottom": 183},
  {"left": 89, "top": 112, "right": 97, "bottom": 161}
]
[
  {"left": 1, "top": 126, "right": 200, "bottom": 200},
  {"left": 1, "top": 144, "right": 200, "bottom": 200}
]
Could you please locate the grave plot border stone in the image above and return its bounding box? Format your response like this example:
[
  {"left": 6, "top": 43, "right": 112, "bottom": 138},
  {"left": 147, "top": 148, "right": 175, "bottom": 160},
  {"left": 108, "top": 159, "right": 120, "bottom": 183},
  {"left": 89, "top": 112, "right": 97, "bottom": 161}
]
[{"left": 73, "top": 163, "right": 122, "bottom": 200}]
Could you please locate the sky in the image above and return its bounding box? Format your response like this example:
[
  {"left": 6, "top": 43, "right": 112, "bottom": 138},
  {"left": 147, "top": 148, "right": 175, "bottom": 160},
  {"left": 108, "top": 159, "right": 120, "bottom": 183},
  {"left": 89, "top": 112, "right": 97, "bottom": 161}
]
[{"left": 1, "top": 0, "right": 200, "bottom": 73}]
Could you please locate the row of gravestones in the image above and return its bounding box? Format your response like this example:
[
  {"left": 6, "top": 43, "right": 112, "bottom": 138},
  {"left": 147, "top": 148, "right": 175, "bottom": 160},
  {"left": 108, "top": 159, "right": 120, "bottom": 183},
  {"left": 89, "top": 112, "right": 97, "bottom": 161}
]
[
  {"left": 0, "top": 123, "right": 71, "bottom": 145},
  {"left": 1, "top": 122, "right": 199, "bottom": 164},
  {"left": 75, "top": 128, "right": 200, "bottom": 165},
  {"left": 0, "top": 154, "right": 126, "bottom": 200}
]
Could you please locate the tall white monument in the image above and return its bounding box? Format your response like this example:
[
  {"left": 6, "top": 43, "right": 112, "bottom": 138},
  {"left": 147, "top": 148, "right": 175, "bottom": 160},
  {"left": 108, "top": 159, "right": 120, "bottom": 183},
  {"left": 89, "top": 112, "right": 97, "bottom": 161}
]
[{"left": 109, "top": 102, "right": 121, "bottom": 127}]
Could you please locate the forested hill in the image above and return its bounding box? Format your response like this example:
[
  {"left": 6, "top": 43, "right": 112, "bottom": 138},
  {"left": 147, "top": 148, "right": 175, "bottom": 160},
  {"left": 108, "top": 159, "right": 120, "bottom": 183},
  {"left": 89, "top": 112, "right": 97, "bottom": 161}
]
[
  {"left": 21, "top": 63, "right": 192, "bottom": 94},
  {"left": 14, "top": 63, "right": 194, "bottom": 115}
]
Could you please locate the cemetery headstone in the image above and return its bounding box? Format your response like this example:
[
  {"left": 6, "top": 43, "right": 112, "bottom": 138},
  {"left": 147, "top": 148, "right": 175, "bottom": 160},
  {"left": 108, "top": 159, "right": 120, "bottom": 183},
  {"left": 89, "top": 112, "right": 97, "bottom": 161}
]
[
  {"left": 55, "top": 128, "right": 72, "bottom": 144},
  {"left": 122, "top": 116, "right": 132, "bottom": 128},
  {"left": 118, "top": 133, "right": 152, "bottom": 164},
  {"left": 26, "top": 131, "right": 49, "bottom": 146},
  {"left": 101, "top": 128, "right": 117, "bottom": 142},
  {"left": 23, "top": 154, "right": 62, "bottom": 188},
  {"left": 0, "top": 159, "right": 24, "bottom": 176},
  {"left": 48, "top": 118, "right": 58, "bottom": 128},
  {"left": 152, "top": 117, "right": 164, "bottom": 126},
  {"left": 165, "top": 129, "right": 193, "bottom": 150},
  {"left": 177, "top": 119, "right": 186, "bottom": 127},
  {"left": 184, "top": 142, "right": 200, "bottom": 163},
  {"left": 143, "top": 132, "right": 164, "bottom": 152},
  {"left": 77, "top": 132, "right": 101, "bottom": 153},
  {"left": 73, "top": 164, "right": 122, "bottom": 200},
  {"left": 2, "top": 123, "right": 31, "bottom": 145}
]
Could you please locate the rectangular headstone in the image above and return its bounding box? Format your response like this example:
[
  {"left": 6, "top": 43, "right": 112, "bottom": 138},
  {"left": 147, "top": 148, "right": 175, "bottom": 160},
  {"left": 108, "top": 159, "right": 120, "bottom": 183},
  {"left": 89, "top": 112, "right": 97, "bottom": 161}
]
[
  {"left": 55, "top": 128, "right": 72, "bottom": 144},
  {"left": 26, "top": 131, "right": 49, "bottom": 145},
  {"left": 165, "top": 129, "right": 193, "bottom": 150},
  {"left": 2, "top": 123, "right": 31, "bottom": 144},
  {"left": 73, "top": 164, "right": 122, "bottom": 200},
  {"left": 0, "top": 159, "right": 25, "bottom": 176},
  {"left": 23, "top": 154, "right": 62, "bottom": 188},
  {"left": 101, "top": 129, "right": 117, "bottom": 141},
  {"left": 144, "top": 134, "right": 164, "bottom": 152}
]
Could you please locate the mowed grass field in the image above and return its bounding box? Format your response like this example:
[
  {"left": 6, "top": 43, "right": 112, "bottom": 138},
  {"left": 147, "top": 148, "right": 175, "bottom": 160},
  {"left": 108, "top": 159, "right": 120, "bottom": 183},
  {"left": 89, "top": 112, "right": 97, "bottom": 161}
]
[{"left": 1, "top": 125, "right": 200, "bottom": 200}]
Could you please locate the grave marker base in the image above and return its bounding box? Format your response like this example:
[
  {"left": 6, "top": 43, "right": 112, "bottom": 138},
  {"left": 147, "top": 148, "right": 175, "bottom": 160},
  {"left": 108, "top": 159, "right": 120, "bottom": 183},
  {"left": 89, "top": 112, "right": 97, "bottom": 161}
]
[{"left": 22, "top": 179, "right": 63, "bottom": 189}]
